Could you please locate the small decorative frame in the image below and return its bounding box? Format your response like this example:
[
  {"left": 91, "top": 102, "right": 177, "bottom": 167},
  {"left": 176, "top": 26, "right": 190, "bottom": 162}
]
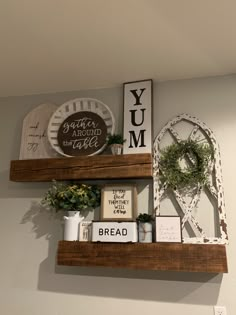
[
  {"left": 156, "top": 216, "right": 182, "bottom": 243},
  {"left": 101, "top": 184, "right": 137, "bottom": 221}
]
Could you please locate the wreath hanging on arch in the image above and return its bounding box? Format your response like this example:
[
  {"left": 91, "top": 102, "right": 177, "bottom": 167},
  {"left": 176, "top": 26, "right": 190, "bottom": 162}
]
[{"left": 159, "top": 140, "right": 213, "bottom": 190}]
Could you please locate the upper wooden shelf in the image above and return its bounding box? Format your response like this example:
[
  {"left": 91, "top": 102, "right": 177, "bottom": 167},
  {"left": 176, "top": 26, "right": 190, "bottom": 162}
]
[
  {"left": 57, "top": 242, "right": 228, "bottom": 273},
  {"left": 10, "top": 153, "right": 152, "bottom": 182}
]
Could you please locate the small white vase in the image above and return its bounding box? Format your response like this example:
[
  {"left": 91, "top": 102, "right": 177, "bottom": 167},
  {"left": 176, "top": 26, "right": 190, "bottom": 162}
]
[
  {"left": 110, "top": 144, "right": 123, "bottom": 155},
  {"left": 63, "top": 211, "right": 84, "bottom": 241},
  {"left": 138, "top": 222, "right": 152, "bottom": 243}
]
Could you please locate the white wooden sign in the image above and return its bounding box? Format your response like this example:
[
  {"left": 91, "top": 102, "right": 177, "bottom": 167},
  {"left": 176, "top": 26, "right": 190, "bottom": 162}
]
[
  {"left": 123, "top": 79, "right": 153, "bottom": 154},
  {"left": 79, "top": 221, "right": 92, "bottom": 241},
  {"left": 92, "top": 222, "right": 138, "bottom": 243},
  {"left": 19, "top": 103, "right": 59, "bottom": 159},
  {"left": 155, "top": 216, "right": 182, "bottom": 243}
]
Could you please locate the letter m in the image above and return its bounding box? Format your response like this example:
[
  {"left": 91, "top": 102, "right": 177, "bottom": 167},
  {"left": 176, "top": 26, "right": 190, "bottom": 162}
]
[{"left": 129, "top": 130, "right": 146, "bottom": 148}]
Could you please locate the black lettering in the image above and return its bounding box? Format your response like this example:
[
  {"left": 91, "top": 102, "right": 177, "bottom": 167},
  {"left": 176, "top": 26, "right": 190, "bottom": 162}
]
[
  {"left": 129, "top": 130, "right": 146, "bottom": 148},
  {"left": 130, "top": 88, "right": 146, "bottom": 105},
  {"left": 110, "top": 228, "right": 115, "bottom": 236},
  {"left": 104, "top": 228, "right": 109, "bottom": 236},
  {"left": 99, "top": 228, "right": 103, "bottom": 236},
  {"left": 130, "top": 108, "right": 146, "bottom": 126},
  {"left": 116, "top": 228, "right": 121, "bottom": 236},
  {"left": 122, "top": 228, "right": 127, "bottom": 236}
]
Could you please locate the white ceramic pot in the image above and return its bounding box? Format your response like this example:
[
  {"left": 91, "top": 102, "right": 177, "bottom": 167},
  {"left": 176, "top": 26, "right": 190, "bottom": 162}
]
[
  {"left": 110, "top": 144, "right": 123, "bottom": 155},
  {"left": 63, "top": 211, "right": 84, "bottom": 241},
  {"left": 138, "top": 222, "right": 152, "bottom": 243}
]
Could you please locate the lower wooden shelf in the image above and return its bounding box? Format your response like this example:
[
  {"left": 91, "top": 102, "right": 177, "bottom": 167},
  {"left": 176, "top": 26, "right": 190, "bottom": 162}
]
[{"left": 57, "top": 241, "right": 228, "bottom": 273}]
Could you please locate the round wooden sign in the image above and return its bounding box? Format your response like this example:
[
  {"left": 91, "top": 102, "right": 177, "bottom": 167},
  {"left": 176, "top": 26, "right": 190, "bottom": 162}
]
[
  {"left": 47, "top": 98, "right": 115, "bottom": 157},
  {"left": 58, "top": 111, "right": 107, "bottom": 156}
]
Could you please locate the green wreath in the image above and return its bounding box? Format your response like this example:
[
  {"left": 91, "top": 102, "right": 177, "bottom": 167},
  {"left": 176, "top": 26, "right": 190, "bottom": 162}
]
[{"left": 159, "top": 140, "right": 213, "bottom": 190}]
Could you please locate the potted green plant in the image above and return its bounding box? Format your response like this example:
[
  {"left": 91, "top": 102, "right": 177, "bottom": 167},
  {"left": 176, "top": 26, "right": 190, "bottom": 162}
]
[
  {"left": 42, "top": 180, "right": 101, "bottom": 214},
  {"left": 107, "top": 133, "right": 126, "bottom": 155},
  {"left": 136, "top": 213, "right": 154, "bottom": 243},
  {"left": 42, "top": 180, "right": 101, "bottom": 241}
]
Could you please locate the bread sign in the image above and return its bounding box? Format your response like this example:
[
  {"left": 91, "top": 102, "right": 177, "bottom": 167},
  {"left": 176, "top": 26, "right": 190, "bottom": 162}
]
[{"left": 92, "top": 222, "right": 138, "bottom": 243}]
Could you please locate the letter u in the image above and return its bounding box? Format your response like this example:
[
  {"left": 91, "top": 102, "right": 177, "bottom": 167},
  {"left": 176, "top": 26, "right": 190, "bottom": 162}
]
[{"left": 130, "top": 108, "right": 146, "bottom": 126}]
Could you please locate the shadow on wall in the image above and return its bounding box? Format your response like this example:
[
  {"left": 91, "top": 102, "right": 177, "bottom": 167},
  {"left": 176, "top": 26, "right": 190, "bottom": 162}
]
[
  {"left": 21, "top": 201, "right": 223, "bottom": 305},
  {"left": 0, "top": 169, "right": 52, "bottom": 199}
]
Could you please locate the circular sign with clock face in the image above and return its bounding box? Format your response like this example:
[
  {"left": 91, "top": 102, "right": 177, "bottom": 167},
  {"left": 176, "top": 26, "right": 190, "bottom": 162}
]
[{"left": 48, "top": 98, "right": 115, "bottom": 157}]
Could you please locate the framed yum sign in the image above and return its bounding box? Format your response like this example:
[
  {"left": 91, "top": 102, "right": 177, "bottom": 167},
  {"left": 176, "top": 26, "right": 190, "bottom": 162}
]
[{"left": 123, "top": 79, "right": 153, "bottom": 154}]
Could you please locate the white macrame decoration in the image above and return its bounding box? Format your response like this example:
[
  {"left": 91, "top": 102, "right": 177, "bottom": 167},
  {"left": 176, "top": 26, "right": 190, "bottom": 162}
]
[{"left": 153, "top": 114, "right": 228, "bottom": 244}]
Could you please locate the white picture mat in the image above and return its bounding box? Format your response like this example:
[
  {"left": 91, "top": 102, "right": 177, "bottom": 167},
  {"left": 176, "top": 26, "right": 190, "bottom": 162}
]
[{"left": 156, "top": 216, "right": 182, "bottom": 242}]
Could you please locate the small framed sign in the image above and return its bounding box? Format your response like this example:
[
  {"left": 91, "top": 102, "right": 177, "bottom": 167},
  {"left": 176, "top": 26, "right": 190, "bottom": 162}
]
[
  {"left": 155, "top": 216, "right": 182, "bottom": 243},
  {"left": 101, "top": 184, "right": 137, "bottom": 221}
]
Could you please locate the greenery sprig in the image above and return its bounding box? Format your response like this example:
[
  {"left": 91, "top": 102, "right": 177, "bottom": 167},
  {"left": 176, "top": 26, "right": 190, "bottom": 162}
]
[
  {"left": 136, "top": 213, "right": 154, "bottom": 223},
  {"left": 159, "top": 140, "right": 213, "bottom": 190},
  {"left": 41, "top": 180, "right": 101, "bottom": 212},
  {"left": 107, "top": 134, "right": 126, "bottom": 145}
]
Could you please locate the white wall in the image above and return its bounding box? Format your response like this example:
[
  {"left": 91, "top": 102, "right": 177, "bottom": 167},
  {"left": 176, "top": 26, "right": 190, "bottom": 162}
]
[{"left": 0, "top": 76, "right": 235, "bottom": 314}]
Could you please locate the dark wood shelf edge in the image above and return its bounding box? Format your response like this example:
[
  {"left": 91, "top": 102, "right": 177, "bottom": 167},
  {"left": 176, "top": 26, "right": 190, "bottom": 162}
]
[
  {"left": 10, "top": 153, "right": 153, "bottom": 182},
  {"left": 57, "top": 241, "right": 228, "bottom": 273}
]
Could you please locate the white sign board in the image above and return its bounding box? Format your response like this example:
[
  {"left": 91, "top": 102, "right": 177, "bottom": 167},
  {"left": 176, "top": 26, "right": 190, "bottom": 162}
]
[
  {"left": 123, "top": 79, "right": 153, "bottom": 154},
  {"left": 155, "top": 216, "right": 182, "bottom": 243},
  {"left": 19, "top": 103, "right": 59, "bottom": 159},
  {"left": 92, "top": 221, "right": 138, "bottom": 243}
]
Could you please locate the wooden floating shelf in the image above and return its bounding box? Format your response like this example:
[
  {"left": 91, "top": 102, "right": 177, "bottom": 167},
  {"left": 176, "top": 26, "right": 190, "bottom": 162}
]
[
  {"left": 10, "top": 153, "right": 152, "bottom": 182},
  {"left": 57, "top": 242, "right": 228, "bottom": 273}
]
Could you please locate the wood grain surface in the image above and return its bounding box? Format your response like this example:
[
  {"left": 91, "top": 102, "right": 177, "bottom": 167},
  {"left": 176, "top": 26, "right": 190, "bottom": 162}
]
[
  {"left": 10, "top": 153, "right": 152, "bottom": 182},
  {"left": 57, "top": 242, "right": 228, "bottom": 273}
]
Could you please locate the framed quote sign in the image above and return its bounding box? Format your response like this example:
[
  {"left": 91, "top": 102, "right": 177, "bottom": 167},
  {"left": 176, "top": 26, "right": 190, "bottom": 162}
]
[
  {"left": 123, "top": 79, "right": 153, "bottom": 154},
  {"left": 155, "top": 216, "right": 182, "bottom": 243},
  {"left": 101, "top": 184, "right": 137, "bottom": 221}
]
